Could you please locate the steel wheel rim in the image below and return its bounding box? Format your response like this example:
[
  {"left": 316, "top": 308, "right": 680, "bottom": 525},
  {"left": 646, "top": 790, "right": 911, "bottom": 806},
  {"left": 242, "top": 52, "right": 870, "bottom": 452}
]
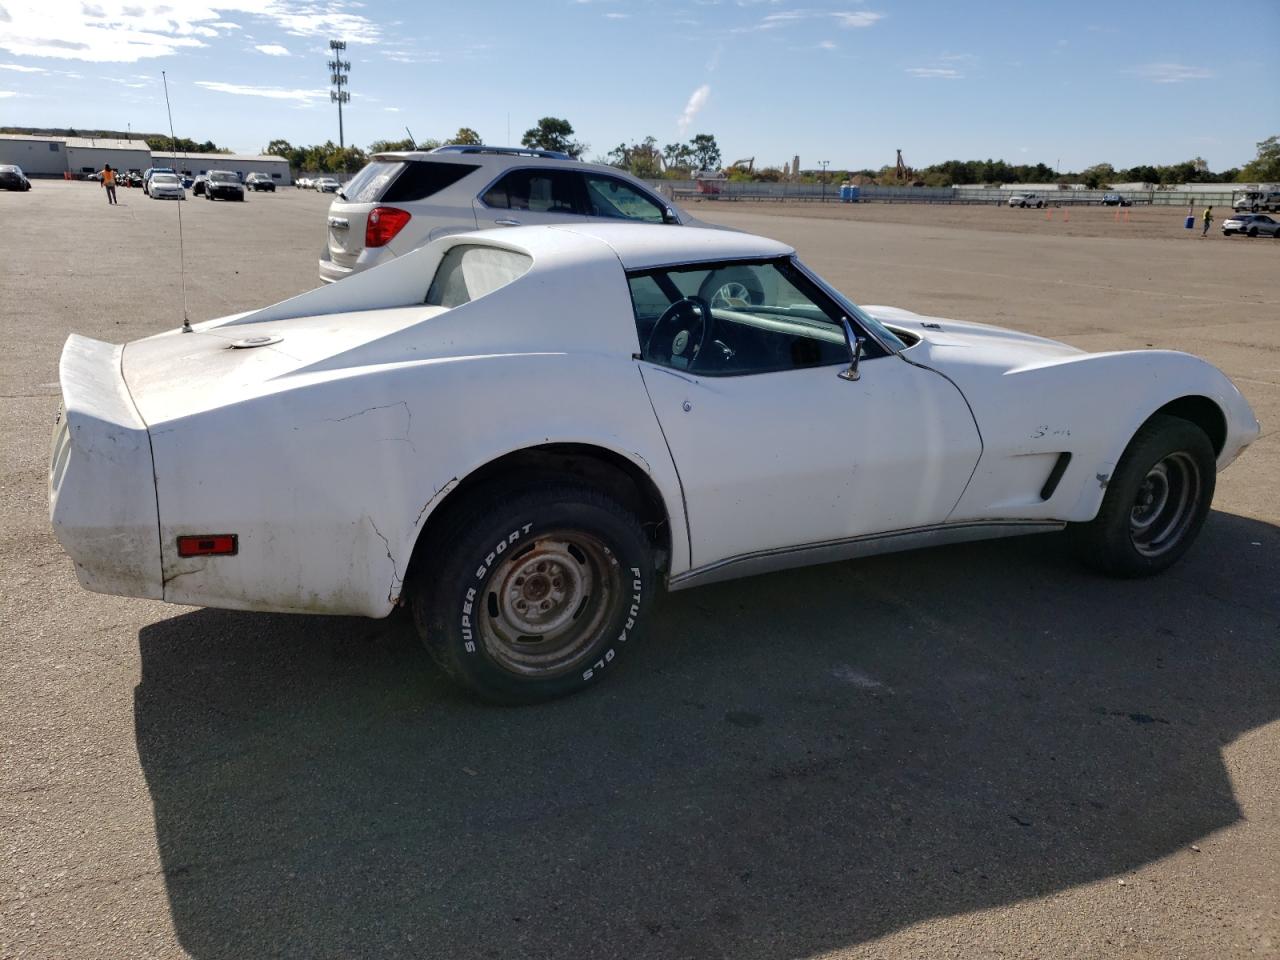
[
  {"left": 478, "top": 531, "right": 619, "bottom": 677},
  {"left": 710, "top": 281, "right": 753, "bottom": 308},
  {"left": 1129, "top": 452, "right": 1200, "bottom": 557}
]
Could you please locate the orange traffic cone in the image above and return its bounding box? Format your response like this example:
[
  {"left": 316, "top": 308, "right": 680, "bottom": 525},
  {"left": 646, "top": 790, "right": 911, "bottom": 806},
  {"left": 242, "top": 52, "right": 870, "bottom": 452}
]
[
  {"left": 1114, "top": 208, "right": 1121, "bottom": 222},
  {"left": 1063, "top": 207, "right": 1070, "bottom": 222},
  {"left": 1123, "top": 208, "right": 1130, "bottom": 223},
  {"left": 1045, "top": 207, "right": 1052, "bottom": 221}
]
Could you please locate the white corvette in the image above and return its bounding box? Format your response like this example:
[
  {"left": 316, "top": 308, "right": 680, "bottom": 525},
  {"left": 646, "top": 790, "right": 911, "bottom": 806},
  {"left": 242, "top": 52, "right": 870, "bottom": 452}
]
[{"left": 50, "top": 224, "right": 1259, "bottom": 702}]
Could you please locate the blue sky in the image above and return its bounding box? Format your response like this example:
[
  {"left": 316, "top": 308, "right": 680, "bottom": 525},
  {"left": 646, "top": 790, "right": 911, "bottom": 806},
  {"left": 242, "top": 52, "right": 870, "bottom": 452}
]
[{"left": 1, "top": 0, "right": 1276, "bottom": 171}]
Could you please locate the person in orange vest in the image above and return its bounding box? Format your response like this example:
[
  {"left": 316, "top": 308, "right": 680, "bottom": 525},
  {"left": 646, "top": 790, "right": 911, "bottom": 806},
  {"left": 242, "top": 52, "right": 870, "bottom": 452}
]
[
  {"left": 1201, "top": 205, "right": 1213, "bottom": 237},
  {"left": 101, "top": 164, "right": 118, "bottom": 205}
]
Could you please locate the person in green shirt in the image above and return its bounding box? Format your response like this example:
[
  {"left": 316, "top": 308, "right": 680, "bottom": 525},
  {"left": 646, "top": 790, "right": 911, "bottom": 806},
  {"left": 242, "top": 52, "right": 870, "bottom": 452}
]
[{"left": 1201, "top": 205, "right": 1213, "bottom": 237}]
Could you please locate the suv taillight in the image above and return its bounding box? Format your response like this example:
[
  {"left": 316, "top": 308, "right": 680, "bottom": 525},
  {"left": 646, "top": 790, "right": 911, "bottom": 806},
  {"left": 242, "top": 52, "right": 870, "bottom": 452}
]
[{"left": 366, "top": 207, "right": 412, "bottom": 248}]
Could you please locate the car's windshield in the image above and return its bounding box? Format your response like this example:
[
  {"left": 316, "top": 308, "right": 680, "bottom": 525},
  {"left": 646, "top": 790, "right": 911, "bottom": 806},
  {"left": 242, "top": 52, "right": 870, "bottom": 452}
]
[
  {"left": 210, "top": 173, "right": 238, "bottom": 183},
  {"left": 152, "top": 174, "right": 178, "bottom": 184}
]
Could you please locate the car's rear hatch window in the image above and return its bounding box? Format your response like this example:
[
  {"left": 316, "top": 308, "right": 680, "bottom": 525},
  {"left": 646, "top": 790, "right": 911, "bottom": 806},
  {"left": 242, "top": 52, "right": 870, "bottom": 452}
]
[{"left": 342, "top": 159, "right": 479, "bottom": 203}]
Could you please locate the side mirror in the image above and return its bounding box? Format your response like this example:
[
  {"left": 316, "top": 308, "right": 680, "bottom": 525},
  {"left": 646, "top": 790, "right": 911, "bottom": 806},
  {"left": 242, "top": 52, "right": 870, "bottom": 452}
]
[
  {"left": 837, "top": 316, "right": 866, "bottom": 382},
  {"left": 662, "top": 206, "right": 680, "bottom": 225}
]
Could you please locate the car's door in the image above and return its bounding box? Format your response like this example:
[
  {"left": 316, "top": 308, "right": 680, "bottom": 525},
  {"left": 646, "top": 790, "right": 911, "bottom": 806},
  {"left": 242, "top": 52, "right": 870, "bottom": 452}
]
[
  {"left": 630, "top": 260, "right": 982, "bottom": 572},
  {"left": 472, "top": 168, "right": 588, "bottom": 228}
]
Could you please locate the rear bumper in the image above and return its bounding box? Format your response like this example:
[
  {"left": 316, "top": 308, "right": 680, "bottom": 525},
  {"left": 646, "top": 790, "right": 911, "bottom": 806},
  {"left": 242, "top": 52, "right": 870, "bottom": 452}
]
[
  {"left": 49, "top": 336, "right": 163, "bottom": 600},
  {"left": 318, "top": 245, "right": 395, "bottom": 284}
]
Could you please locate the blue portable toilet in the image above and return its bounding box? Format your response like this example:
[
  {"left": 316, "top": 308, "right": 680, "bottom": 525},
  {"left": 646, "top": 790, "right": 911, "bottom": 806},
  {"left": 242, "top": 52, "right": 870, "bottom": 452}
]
[{"left": 840, "top": 183, "right": 859, "bottom": 203}]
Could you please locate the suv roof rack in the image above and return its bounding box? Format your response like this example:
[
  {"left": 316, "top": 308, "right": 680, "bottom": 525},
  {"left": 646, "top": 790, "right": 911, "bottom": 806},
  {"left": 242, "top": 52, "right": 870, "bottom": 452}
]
[{"left": 430, "top": 144, "right": 576, "bottom": 161}]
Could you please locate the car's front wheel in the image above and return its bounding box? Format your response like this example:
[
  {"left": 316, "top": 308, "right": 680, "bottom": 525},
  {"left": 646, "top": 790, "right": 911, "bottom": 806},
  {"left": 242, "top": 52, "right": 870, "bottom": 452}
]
[
  {"left": 1071, "top": 414, "right": 1215, "bottom": 577},
  {"left": 1248, "top": 227, "right": 1258, "bottom": 237},
  {"left": 412, "top": 484, "right": 655, "bottom": 703}
]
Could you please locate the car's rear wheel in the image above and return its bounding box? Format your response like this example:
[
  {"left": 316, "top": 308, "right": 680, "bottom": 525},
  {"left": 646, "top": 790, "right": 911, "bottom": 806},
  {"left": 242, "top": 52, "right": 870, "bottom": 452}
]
[
  {"left": 1071, "top": 414, "right": 1215, "bottom": 577},
  {"left": 1248, "top": 227, "right": 1258, "bottom": 237},
  {"left": 411, "top": 483, "right": 655, "bottom": 704}
]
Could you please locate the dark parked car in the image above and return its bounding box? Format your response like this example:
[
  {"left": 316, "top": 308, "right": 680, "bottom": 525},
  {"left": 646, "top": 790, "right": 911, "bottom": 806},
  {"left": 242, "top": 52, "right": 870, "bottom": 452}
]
[
  {"left": 205, "top": 170, "right": 245, "bottom": 202},
  {"left": 1221, "top": 213, "right": 1280, "bottom": 238},
  {"left": 1101, "top": 193, "right": 1131, "bottom": 206},
  {"left": 0, "top": 164, "right": 31, "bottom": 191},
  {"left": 192, "top": 175, "right": 209, "bottom": 197},
  {"left": 245, "top": 173, "right": 276, "bottom": 192}
]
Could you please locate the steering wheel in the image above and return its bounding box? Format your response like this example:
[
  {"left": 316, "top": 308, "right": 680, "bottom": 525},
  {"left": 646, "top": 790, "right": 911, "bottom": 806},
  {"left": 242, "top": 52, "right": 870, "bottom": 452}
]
[{"left": 645, "top": 296, "right": 715, "bottom": 370}]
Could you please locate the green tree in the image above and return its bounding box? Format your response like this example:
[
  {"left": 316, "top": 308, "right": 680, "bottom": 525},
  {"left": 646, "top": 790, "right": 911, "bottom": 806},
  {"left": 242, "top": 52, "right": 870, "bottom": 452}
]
[
  {"left": 687, "top": 133, "right": 721, "bottom": 171},
  {"left": 605, "top": 142, "right": 630, "bottom": 168},
  {"left": 368, "top": 138, "right": 416, "bottom": 153},
  {"left": 521, "top": 117, "right": 585, "bottom": 158},
  {"left": 663, "top": 141, "right": 693, "bottom": 172},
  {"left": 1080, "top": 162, "right": 1116, "bottom": 189},
  {"left": 1239, "top": 135, "right": 1280, "bottom": 182},
  {"left": 452, "top": 127, "right": 482, "bottom": 145}
]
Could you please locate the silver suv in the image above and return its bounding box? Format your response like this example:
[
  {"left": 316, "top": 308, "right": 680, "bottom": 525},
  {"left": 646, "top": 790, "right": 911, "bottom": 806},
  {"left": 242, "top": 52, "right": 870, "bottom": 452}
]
[{"left": 318, "top": 145, "right": 697, "bottom": 283}]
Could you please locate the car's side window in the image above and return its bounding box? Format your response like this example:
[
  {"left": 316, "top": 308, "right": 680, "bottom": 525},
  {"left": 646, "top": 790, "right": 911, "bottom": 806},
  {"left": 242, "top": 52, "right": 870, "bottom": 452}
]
[
  {"left": 582, "top": 174, "right": 666, "bottom": 223},
  {"left": 481, "top": 170, "right": 583, "bottom": 215},
  {"left": 628, "top": 259, "right": 884, "bottom": 377}
]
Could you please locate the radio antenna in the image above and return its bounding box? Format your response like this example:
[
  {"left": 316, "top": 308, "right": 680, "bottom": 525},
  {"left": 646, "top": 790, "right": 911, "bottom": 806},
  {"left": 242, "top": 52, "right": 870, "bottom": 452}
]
[{"left": 161, "top": 70, "right": 193, "bottom": 334}]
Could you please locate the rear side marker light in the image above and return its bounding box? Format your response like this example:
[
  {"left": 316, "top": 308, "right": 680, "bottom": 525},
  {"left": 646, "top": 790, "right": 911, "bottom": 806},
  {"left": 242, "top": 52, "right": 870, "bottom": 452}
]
[
  {"left": 177, "top": 534, "right": 238, "bottom": 557},
  {"left": 366, "top": 206, "right": 412, "bottom": 248}
]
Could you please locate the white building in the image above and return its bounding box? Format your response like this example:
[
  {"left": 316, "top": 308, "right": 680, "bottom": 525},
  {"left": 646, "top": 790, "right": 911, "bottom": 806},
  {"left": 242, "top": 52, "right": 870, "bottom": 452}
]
[
  {"left": 64, "top": 137, "right": 152, "bottom": 176},
  {"left": 150, "top": 150, "right": 292, "bottom": 185},
  {"left": 0, "top": 133, "right": 70, "bottom": 176}
]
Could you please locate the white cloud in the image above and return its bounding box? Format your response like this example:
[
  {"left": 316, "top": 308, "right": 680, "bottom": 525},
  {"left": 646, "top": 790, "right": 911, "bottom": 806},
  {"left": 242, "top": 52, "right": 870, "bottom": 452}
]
[
  {"left": 735, "top": 8, "right": 883, "bottom": 33},
  {"left": 1129, "top": 62, "right": 1212, "bottom": 83},
  {"left": 383, "top": 106, "right": 400, "bottom": 112},
  {"left": 833, "top": 11, "right": 883, "bottom": 28},
  {"left": 253, "top": 42, "right": 289, "bottom": 55},
  {"left": 817, "top": 39, "right": 836, "bottom": 50},
  {"left": 0, "top": 60, "right": 42, "bottom": 70},
  {"left": 195, "top": 79, "right": 327, "bottom": 102},
  {"left": 604, "top": 11, "right": 629, "bottom": 18},
  {"left": 0, "top": 0, "right": 381, "bottom": 63},
  {"left": 0, "top": 88, "right": 18, "bottom": 96},
  {"left": 906, "top": 66, "right": 961, "bottom": 79},
  {"left": 677, "top": 83, "right": 710, "bottom": 134}
]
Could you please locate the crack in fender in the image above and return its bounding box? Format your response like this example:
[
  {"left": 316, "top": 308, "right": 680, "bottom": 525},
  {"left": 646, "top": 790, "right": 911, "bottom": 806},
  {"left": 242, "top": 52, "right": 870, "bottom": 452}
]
[
  {"left": 366, "top": 515, "right": 404, "bottom": 605},
  {"left": 414, "top": 477, "right": 459, "bottom": 530}
]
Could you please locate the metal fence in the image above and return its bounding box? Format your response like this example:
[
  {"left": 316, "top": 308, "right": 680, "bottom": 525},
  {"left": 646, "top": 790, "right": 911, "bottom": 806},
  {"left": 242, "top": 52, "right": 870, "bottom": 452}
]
[{"left": 646, "top": 180, "right": 1244, "bottom": 208}]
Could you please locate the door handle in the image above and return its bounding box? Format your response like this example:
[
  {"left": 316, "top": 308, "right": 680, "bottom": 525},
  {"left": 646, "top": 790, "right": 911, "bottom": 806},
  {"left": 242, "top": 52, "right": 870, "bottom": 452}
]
[{"left": 494, "top": 218, "right": 521, "bottom": 226}]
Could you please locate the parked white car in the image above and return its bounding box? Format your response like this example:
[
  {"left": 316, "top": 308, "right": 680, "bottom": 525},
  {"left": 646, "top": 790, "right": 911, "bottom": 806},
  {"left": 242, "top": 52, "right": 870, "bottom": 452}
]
[
  {"left": 314, "top": 177, "right": 341, "bottom": 193},
  {"left": 1008, "top": 192, "right": 1046, "bottom": 208},
  {"left": 50, "top": 224, "right": 1259, "bottom": 703},
  {"left": 146, "top": 172, "right": 185, "bottom": 200},
  {"left": 318, "top": 144, "right": 697, "bottom": 283}
]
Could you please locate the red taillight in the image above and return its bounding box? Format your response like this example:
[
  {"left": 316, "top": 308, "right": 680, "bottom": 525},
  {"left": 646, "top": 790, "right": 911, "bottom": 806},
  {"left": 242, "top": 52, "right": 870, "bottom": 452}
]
[
  {"left": 177, "top": 534, "right": 238, "bottom": 557},
  {"left": 365, "top": 206, "right": 412, "bottom": 248}
]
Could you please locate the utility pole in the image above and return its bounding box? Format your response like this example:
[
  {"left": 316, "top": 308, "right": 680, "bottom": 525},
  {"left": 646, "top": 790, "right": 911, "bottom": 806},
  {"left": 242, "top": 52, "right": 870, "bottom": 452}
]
[
  {"left": 328, "top": 39, "right": 351, "bottom": 168},
  {"left": 819, "top": 159, "right": 830, "bottom": 202}
]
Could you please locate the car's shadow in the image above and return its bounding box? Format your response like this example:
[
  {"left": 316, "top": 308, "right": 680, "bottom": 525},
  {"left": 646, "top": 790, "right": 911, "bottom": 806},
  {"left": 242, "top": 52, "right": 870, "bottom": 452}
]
[{"left": 135, "top": 511, "right": 1279, "bottom": 958}]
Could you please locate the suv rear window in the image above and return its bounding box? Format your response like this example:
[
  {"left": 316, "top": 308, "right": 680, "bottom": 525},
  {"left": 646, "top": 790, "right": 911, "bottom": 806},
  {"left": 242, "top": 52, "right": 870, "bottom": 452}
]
[{"left": 343, "top": 159, "right": 479, "bottom": 204}]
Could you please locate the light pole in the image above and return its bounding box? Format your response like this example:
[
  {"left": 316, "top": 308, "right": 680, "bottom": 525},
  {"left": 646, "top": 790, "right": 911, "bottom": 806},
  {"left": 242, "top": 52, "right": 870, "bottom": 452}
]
[
  {"left": 819, "top": 159, "right": 830, "bottom": 202},
  {"left": 328, "top": 39, "right": 351, "bottom": 168}
]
